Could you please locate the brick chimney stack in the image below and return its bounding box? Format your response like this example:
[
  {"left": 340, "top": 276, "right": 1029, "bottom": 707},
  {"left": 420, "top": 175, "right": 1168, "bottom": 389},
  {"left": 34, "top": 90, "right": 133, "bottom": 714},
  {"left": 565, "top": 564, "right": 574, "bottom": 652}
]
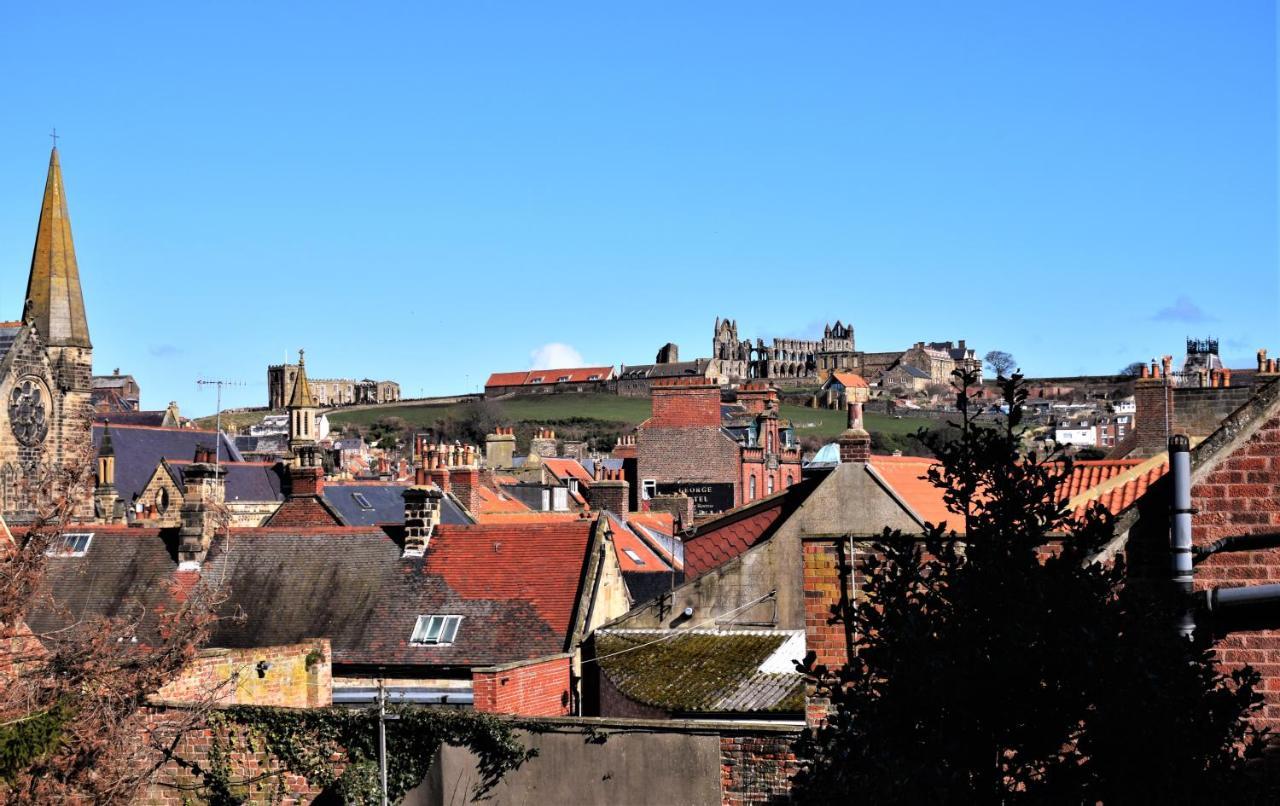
[
  {"left": 402, "top": 486, "right": 443, "bottom": 557},
  {"left": 451, "top": 466, "right": 482, "bottom": 515},
  {"left": 425, "top": 446, "right": 451, "bottom": 492},
  {"left": 485, "top": 426, "right": 516, "bottom": 469},
  {"left": 178, "top": 449, "right": 227, "bottom": 565},
  {"left": 837, "top": 402, "right": 871, "bottom": 464},
  {"left": 528, "top": 428, "right": 558, "bottom": 467},
  {"left": 588, "top": 467, "right": 630, "bottom": 514},
  {"left": 288, "top": 465, "right": 325, "bottom": 498}
]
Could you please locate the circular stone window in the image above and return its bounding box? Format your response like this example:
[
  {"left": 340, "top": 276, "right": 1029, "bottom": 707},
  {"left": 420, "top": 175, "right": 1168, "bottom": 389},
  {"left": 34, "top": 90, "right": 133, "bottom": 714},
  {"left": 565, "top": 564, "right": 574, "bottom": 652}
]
[{"left": 8, "top": 377, "right": 49, "bottom": 447}]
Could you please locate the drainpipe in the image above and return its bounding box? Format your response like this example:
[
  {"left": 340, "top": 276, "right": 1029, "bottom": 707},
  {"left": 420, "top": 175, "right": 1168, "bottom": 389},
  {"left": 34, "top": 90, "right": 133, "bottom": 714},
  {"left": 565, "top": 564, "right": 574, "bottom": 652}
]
[{"left": 1170, "top": 434, "right": 1195, "bottom": 639}]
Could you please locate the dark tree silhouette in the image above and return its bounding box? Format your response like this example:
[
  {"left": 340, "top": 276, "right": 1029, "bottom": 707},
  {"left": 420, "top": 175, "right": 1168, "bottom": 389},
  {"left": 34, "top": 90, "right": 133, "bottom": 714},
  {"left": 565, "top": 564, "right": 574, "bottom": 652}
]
[
  {"left": 1120, "top": 361, "right": 1147, "bottom": 377},
  {"left": 792, "top": 369, "right": 1265, "bottom": 803},
  {"left": 984, "top": 349, "right": 1016, "bottom": 377}
]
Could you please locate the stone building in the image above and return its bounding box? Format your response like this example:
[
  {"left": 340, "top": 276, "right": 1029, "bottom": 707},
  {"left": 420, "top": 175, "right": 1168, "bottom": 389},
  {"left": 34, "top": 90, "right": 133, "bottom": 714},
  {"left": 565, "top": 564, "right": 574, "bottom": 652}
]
[
  {"left": 709, "top": 316, "right": 979, "bottom": 389},
  {"left": 0, "top": 148, "right": 95, "bottom": 523},
  {"left": 267, "top": 362, "right": 399, "bottom": 408},
  {"left": 90, "top": 369, "right": 139, "bottom": 412}
]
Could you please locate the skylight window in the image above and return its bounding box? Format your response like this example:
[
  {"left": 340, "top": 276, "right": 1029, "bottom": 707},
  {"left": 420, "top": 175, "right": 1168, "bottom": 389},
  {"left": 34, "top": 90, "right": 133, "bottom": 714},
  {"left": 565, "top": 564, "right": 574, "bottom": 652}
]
[
  {"left": 352, "top": 492, "right": 373, "bottom": 510},
  {"left": 623, "top": 548, "right": 645, "bottom": 566},
  {"left": 47, "top": 532, "right": 93, "bottom": 557},
  {"left": 410, "top": 615, "right": 462, "bottom": 645}
]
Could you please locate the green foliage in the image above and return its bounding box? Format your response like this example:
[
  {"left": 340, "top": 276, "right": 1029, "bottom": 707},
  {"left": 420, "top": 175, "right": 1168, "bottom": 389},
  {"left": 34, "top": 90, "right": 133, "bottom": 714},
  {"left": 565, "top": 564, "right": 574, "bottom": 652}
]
[
  {"left": 196, "top": 706, "right": 535, "bottom": 805},
  {"left": 792, "top": 369, "right": 1266, "bottom": 803},
  {"left": 0, "top": 700, "right": 72, "bottom": 784}
]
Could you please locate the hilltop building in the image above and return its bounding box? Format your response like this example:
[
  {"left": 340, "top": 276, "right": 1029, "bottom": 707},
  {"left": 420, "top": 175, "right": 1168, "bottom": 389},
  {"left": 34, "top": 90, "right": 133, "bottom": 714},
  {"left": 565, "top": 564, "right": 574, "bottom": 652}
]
[
  {"left": 267, "top": 362, "right": 399, "bottom": 408},
  {"left": 0, "top": 148, "right": 95, "bottom": 523},
  {"left": 709, "top": 316, "right": 979, "bottom": 389}
]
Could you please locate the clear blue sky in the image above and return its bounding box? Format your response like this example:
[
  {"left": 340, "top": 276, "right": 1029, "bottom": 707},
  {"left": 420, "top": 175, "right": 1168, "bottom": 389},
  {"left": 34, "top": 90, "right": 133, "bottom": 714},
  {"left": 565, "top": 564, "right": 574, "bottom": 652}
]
[{"left": 0, "top": 2, "right": 1275, "bottom": 414}]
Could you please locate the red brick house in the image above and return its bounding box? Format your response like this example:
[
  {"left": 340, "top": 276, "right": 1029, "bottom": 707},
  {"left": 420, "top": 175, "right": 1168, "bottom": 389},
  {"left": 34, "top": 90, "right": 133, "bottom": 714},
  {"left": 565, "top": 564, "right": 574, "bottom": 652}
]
[
  {"left": 484, "top": 366, "right": 616, "bottom": 397},
  {"left": 636, "top": 379, "right": 802, "bottom": 516}
]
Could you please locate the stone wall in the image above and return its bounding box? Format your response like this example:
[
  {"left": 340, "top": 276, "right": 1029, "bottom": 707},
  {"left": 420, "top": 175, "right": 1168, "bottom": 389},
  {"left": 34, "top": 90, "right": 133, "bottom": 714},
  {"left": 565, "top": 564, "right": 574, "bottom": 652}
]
[
  {"left": 408, "top": 716, "right": 800, "bottom": 806},
  {"left": 153, "top": 640, "right": 332, "bottom": 709}
]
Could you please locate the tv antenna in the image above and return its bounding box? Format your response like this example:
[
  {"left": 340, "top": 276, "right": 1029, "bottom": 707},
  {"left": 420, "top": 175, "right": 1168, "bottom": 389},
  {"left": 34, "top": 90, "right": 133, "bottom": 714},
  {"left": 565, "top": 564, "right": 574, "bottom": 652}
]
[{"left": 197, "top": 377, "right": 246, "bottom": 466}]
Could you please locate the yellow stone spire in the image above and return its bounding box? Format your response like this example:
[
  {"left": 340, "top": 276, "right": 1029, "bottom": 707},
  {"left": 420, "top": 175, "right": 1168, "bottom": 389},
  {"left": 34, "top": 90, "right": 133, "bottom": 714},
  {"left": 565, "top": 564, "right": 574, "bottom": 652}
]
[
  {"left": 288, "top": 349, "right": 317, "bottom": 408},
  {"left": 25, "top": 147, "right": 91, "bottom": 348}
]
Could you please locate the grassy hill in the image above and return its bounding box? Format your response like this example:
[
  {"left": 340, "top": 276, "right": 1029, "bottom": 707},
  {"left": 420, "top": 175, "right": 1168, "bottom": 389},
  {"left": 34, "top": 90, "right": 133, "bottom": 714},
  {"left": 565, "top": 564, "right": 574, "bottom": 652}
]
[
  {"left": 198, "top": 393, "right": 940, "bottom": 445},
  {"left": 328, "top": 393, "right": 927, "bottom": 441}
]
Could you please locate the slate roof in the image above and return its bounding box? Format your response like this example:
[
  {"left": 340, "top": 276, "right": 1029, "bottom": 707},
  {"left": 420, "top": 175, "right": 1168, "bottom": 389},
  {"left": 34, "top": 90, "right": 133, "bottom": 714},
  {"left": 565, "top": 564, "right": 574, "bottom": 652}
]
[
  {"left": 0, "top": 322, "right": 22, "bottom": 362},
  {"left": 618, "top": 361, "right": 710, "bottom": 380},
  {"left": 26, "top": 520, "right": 598, "bottom": 670},
  {"left": 594, "top": 629, "right": 804, "bottom": 715},
  {"left": 165, "top": 461, "right": 285, "bottom": 503},
  {"left": 92, "top": 424, "right": 242, "bottom": 506},
  {"left": 97, "top": 411, "right": 168, "bottom": 427},
  {"left": 322, "top": 482, "right": 472, "bottom": 526}
]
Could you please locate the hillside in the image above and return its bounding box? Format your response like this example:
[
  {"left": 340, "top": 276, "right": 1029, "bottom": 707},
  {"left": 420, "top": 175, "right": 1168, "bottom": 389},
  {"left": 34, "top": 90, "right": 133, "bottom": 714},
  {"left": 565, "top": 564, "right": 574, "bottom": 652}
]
[{"left": 197, "top": 393, "right": 934, "bottom": 444}]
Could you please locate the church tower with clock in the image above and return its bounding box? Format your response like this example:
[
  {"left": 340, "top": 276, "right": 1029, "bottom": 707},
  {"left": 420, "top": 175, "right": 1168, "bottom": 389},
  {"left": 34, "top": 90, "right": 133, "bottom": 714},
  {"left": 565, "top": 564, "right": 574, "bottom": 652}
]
[{"left": 0, "top": 146, "right": 94, "bottom": 523}]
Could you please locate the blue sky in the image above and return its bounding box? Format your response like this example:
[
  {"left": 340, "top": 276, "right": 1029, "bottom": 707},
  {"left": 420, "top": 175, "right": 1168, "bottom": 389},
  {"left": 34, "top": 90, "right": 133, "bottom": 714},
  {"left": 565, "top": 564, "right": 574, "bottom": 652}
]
[{"left": 0, "top": 2, "right": 1275, "bottom": 414}]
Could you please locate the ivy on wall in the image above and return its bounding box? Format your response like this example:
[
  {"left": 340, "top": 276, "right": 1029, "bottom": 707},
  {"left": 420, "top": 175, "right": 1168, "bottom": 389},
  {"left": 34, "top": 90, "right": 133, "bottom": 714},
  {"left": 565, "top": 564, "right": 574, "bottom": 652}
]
[{"left": 186, "top": 706, "right": 539, "bottom": 805}]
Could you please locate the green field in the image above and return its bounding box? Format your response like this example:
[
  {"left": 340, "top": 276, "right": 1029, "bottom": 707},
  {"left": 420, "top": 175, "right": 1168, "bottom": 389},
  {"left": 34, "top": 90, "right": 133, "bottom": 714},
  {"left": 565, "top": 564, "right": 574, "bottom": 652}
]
[{"left": 197, "top": 393, "right": 946, "bottom": 443}]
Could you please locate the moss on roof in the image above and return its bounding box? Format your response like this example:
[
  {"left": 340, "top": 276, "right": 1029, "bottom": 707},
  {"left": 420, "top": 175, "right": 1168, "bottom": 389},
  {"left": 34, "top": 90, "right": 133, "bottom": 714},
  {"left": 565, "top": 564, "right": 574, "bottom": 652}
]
[{"left": 595, "top": 629, "right": 804, "bottom": 714}]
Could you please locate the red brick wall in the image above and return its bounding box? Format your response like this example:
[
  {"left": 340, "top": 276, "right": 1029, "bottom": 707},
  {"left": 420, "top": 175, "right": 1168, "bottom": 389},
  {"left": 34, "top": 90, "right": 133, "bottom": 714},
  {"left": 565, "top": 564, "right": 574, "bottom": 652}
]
[
  {"left": 638, "top": 426, "right": 740, "bottom": 495},
  {"left": 1190, "top": 413, "right": 1280, "bottom": 732},
  {"left": 472, "top": 654, "right": 573, "bottom": 717},
  {"left": 650, "top": 382, "right": 722, "bottom": 427},
  {"left": 803, "top": 538, "right": 852, "bottom": 729},
  {"left": 719, "top": 733, "right": 798, "bottom": 805}
]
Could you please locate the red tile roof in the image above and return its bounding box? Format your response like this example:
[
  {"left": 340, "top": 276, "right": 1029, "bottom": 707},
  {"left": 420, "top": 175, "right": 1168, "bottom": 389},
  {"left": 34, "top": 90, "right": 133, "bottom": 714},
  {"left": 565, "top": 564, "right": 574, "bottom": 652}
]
[
  {"left": 606, "top": 514, "right": 670, "bottom": 573},
  {"left": 867, "top": 455, "right": 1169, "bottom": 534},
  {"left": 829, "top": 372, "right": 869, "bottom": 389},
  {"left": 683, "top": 480, "right": 819, "bottom": 580},
  {"left": 473, "top": 483, "right": 531, "bottom": 514},
  {"left": 542, "top": 458, "right": 595, "bottom": 486},
  {"left": 484, "top": 367, "right": 615, "bottom": 388}
]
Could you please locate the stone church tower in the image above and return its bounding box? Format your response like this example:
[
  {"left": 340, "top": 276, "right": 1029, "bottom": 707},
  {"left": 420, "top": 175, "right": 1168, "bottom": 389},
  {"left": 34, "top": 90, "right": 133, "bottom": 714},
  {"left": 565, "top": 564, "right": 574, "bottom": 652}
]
[
  {"left": 287, "top": 349, "right": 319, "bottom": 467},
  {"left": 0, "top": 147, "right": 94, "bottom": 522}
]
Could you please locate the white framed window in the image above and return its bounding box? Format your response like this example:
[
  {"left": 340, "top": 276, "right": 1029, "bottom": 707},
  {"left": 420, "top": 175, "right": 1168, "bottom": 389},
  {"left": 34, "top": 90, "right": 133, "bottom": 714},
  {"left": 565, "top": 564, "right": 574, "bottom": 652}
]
[
  {"left": 623, "top": 548, "right": 645, "bottom": 566},
  {"left": 587, "top": 375, "right": 600, "bottom": 381},
  {"left": 47, "top": 532, "right": 93, "bottom": 557},
  {"left": 529, "top": 377, "right": 544, "bottom": 384},
  {"left": 750, "top": 477, "right": 757, "bottom": 500},
  {"left": 556, "top": 375, "right": 571, "bottom": 383},
  {"left": 641, "top": 479, "right": 657, "bottom": 500},
  {"left": 352, "top": 492, "right": 373, "bottom": 510},
  {"left": 767, "top": 476, "right": 774, "bottom": 495},
  {"left": 410, "top": 615, "right": 462, "bottom": 645}
]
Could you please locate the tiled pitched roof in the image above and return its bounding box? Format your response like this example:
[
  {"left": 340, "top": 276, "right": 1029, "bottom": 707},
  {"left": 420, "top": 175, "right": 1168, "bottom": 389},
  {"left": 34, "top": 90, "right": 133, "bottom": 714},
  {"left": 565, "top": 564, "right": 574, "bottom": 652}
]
[
  {"left": 829, "top": 372, "right": 868, "bottom": 389},
  {"left": 605, "top": 513, "right": 670, "bottom": 573},
  {"left": 683, "top": 478, "right": 820, "bottom": 580},
  {"left": 322, "top": 482, "right": 471, "bottom": 526},
  {"left": 166, "top": 461, "right": 285, "bottom": 503},
  {"left": 27, "top": 520, "right": 598, "bottom": 670},
  {"left": 595, "top": 629, "right": 804, "bottom": 714},
  {"left": 484, "top": 367, "right": 615, "bottom": 388},
  {"left": 264, "top": 495, "right": 345, "bottom": 527},
  {"left": 473, "top": 483, "right": 531, "bottom": 514},
  {"left": 867, "top": 455, "right": 1168, "bottom": 534},
  {"left": 92, "top": 424, "right": 242, "bottom": 506},
  {"left": 541, "top": 458, "right": 594, "bottom": 486},
  {"left": 96, "top": 410, "right": 169, "bottom": 427}
]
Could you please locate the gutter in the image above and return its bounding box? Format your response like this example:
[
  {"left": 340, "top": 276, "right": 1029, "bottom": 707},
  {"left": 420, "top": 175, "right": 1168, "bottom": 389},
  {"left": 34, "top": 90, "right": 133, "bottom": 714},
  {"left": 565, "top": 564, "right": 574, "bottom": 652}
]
[{"left": 332, "top": 687, "right": 473, "bottom": 707}]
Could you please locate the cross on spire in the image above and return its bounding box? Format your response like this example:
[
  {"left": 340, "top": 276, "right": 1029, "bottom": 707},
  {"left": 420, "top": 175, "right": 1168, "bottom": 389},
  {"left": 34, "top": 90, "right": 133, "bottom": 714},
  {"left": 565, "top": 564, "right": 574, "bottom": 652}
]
[{"left": 49, "top": 128, "right": 59, "bottom": 148}]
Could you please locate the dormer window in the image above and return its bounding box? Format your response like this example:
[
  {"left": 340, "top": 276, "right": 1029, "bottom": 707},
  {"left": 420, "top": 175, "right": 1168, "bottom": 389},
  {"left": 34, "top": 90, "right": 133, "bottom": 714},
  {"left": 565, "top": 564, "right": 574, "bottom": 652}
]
[
  {"left": 529, "top": 377, "right": 544, "bottom": 384},
  {"left": 587, "top": 375, "right": 600, "bottom": 381},
  {"left": 47, "top": 532, "right": 93, "bottom": 557},
  {"left": 410, "top": 615, "right": 462, "bottom": 645},
  {"left": 556, "top": 375, "right": 571, "bottom": 383}
]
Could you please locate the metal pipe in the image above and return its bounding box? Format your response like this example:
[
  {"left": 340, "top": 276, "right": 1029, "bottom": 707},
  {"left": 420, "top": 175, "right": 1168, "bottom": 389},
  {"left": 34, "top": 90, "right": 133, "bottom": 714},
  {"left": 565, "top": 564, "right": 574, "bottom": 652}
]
[
  {"left": 1194, "top": 531, "right": 1280, "bottom": 562},
  {"left": 1206, "top": 583, "right": 1280, "bottom": 612},
  {"left": 1169, "top": 434, "right": 1195, "bottom": 638},
  {"left": 378, "top": 680, "right": 388, "bottom": 806}
]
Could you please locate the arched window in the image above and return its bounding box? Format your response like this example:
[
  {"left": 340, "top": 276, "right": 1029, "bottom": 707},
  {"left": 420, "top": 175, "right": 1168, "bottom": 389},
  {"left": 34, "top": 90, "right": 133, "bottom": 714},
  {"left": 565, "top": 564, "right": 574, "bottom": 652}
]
[
  {"left": 767, "top": 476, "right": 774, "bottom": 495},
  {"left": 749, "top": 476, "right": 757, "bottom": 500}
]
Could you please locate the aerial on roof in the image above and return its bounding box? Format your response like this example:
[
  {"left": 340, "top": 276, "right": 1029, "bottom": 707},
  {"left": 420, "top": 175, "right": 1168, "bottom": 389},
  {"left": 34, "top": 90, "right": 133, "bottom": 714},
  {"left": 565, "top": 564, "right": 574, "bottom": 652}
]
[{"left": 593, "top": 629, "right": 805, "bottom": 715}]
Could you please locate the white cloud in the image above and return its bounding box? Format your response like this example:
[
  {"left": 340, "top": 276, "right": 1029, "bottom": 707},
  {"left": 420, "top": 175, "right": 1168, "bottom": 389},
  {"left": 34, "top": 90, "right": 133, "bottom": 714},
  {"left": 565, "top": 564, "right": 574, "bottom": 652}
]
[
  {"left": 1152, "top": 296, "right": 1216, "bottom": 324},
  {"left": 529, "top": 342, "right": 585, "bottom": 369}
]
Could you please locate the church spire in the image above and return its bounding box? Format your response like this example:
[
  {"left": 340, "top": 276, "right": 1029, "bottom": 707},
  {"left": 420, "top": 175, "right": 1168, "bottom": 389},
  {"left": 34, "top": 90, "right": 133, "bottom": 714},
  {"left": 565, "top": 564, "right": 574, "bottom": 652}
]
[
  {"left": 288, "top": 349, "right": 317, "bottom": 408},
  {"left": 26, "top": 147, "right": 91, "bottom": 348}
]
